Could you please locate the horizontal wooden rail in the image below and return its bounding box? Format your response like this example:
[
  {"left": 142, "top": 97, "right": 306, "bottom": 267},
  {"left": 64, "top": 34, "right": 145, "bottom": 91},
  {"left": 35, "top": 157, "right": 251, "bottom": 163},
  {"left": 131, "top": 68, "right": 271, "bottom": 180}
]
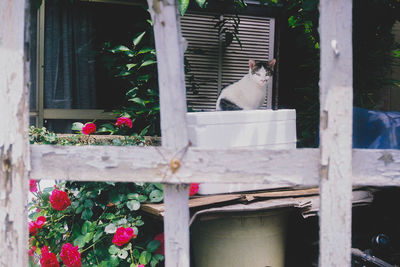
[{"left": 30, "top": 145, "right": 400, "bottom": 186}]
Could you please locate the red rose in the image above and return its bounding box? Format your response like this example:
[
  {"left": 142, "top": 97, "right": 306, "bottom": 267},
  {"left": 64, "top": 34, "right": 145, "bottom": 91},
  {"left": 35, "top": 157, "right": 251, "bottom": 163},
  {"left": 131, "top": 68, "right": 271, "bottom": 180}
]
[
  {"left": 60, "top": 243, "right": 81, "bottom": 267},
  {"left": 115, "top": 117, "right": 133, "bottom": 128},
  {"left": 112, "top": 227, "right": 136, "bottom": 246},
  {"left": 29, "top": 216, "right": 46, "bottom": 236},
  {"left": 49, "top": 189, "right": 71, "bottom": 211},
  {"left": 189, "top": 183, "right": 199, "bottom": 196},
  {"left": 40, "top": 246, "right": 60, "bottom": 267},
  {"left": 30, "top": 179, "right": 38, "bottom": 193},
  {"left": 29, "top": 221, "right": 38, "bottom": 236},
  {"left": 82, "top": 122, "right": 96, "bottom": 135},
  {"left": 35, "top": 216, "right": 46, "bottom": 228},
  {"left": 154, "top": 233, "right": 165, "bottom": 255}
]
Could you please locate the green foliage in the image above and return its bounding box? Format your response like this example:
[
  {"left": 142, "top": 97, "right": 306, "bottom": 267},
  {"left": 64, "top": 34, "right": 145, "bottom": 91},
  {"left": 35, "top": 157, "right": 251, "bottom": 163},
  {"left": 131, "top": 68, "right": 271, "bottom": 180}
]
[
  {"left": 29, "top": 181, "right": 164, "bottom": 266},
  {"left": 99, "top": 12, "right": 160, "bottom": 137}
]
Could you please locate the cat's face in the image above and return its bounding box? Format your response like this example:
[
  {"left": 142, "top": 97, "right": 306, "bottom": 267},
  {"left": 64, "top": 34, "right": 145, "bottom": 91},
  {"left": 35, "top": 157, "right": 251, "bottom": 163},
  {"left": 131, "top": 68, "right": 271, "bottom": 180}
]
[{"left": 248, "top": 59, "right": 276, "bottom": 87}]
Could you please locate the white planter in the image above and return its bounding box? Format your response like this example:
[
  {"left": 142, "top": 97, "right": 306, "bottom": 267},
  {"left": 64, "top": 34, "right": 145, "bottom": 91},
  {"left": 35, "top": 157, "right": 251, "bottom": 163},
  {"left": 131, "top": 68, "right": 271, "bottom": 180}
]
[{"left": 187, "top": 109, "right": 297, "bottom": 194}]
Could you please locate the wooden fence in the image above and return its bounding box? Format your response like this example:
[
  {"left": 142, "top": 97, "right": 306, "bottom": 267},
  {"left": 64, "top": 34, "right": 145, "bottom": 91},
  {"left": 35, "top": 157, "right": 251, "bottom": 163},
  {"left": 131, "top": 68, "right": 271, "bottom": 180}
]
[{"left": 1, "top": 0, "right": 400, "bottom": 266}]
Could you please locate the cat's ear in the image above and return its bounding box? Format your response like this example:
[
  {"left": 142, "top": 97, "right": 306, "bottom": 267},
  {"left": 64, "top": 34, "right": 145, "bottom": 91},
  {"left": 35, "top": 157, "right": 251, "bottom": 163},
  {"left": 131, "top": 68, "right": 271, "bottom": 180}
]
[
  {"left": 269, "top": 59, "right": 276, "bottom": 69},
  {"left": 249, "top": 59, "right": 255, "bottom": 69}
]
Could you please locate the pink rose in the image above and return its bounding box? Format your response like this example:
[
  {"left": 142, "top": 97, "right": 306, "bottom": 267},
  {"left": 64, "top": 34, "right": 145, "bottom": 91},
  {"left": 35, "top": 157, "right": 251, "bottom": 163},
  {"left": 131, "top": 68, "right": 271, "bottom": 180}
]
[
  {"left": 112, "top": 227, "right": 136, "bottom": 246},
  {"left": 28, "top": 246, "right": 37, "bottom": 257},
  {"left": 82, "top": 122, "right": 96, "bottom": 135},
  {"left": 49, "top": 189, "right": 71, "bottom": 211},
  {"left": 30, "top": 179, "right": 38, "bottom": 193},
  {"left": 60, "top": 243, "right": 81, "bottom": 267},
  {"left": 189, "top": 183, "right": 199, "bottom": 196},
  {"left": 138, "top": 265, "right": 145, "bottom": 267},
  {"left": 154, "top": 232, "right": 165, "bottom": 255},
  {"left": 115, "top": 117, "right": 133, "bottom": 128},
  {"left": 40, "top": 246, "right": 60, "bottom": 267}
]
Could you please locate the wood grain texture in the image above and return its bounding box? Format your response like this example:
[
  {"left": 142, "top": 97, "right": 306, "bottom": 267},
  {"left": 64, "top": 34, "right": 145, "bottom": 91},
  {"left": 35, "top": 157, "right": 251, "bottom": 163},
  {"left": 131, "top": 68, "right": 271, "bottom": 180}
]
[
  {"left": 318, "top": 0, "right": 353, "bottom": 265},
  {"left": 30, "top": 145, "right": 320, "bottom": 185},
  {"left": 147, "top": 0, "right": 190, "bottom": 266},
  {"left": 0, "top": 0, "right": 29, "bottom": 265}
]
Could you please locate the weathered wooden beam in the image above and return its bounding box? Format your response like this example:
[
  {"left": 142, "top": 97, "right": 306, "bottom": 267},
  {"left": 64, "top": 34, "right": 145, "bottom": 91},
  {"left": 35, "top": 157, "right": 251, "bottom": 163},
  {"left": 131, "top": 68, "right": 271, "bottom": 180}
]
[
  {"left": 30, "top": 145, "right": 320, "bottom": 186},
  {"left": 147, "top": 0, "right": 190, "bottom": 265},
  {"left": 353, "top": 149, "right": 400, "bottom": 186},
  {"left": 318, "top": 0, "right": 353, "bottom": 264},
  {"left": 0, "top": 0, "right": 30, "bottom": 265},
  {"left": 30, "top": 145, "right": 400, "bottom": 186}
]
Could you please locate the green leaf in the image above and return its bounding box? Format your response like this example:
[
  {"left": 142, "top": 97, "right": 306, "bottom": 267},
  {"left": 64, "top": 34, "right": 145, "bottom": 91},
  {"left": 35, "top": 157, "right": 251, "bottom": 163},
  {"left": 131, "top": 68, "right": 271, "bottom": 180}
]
[
  {"left": 129, "top": 98, "right": 146, "bottom": 107},
  {"left": 126, "top": 200, "right": 141, "bottom": 211},
  {"left": 108, "top": 244, "right": 120, "bottom": 255},
  {"left": 71, "top": 122, "right": 84, "bottom": 131},
  {"left": 110, "top": 45, "right": 131, "bottom": 53},
  {"left": 122, "top": 242, "right": 132, "bottom": 251},
  {"left": 115, "top": 70, "right": 132, "bottom": 77},
  {"left": 133, "top": 249, "right": 140, "bottom": 259},
  {"left": 140, "top": 60, "right": 157, "bottom": 67},
  {"left": 137, "top": 74, "right": 150, "bottom": 82},
  {"left": 138, "top": 195, "right": 148, "bottom": 203},
  {"left": 150, "top": 254, "right": 164, "bottom": 267},
  {"left": 117, "top": 249, "right": 129, "bottom": 259},
  {"left": 126, "top": 63, "right": 137, "bottom": 71},
  {"left": 146, "top": 240, "right": 161, "bottom": 253},
  {"left": 127, "top": 193, "right": 139, "bottom": 200},
  {"left": 75, "top": 205, "right": 84, "bottom": 214},
  {"left": 178, "top": 0, "right": 189, "bottom": 15},
  {"left": 97, "top": 123, "right": 115, "bottom": 134},
  {"left": 81, "top": 221, "right": 91, "bottom": 235},
  {"left": 153, "top": 183, "right": 163, "bottom": 190},
  {"left": 138, "top": 47, "right": 154, "bottom": 55},
  {"left": 149, "top": 189, "right": 163, "bottom": 203},
  {"left": 139, "top": 251, "right": 152, "bottom": 265},
  {"left": 93, "top": 230, "right": 104, "bottom": 242},
  {"left": 139, "top": 125, "right": 150, "bottom": 136},
  {"left": 81, "top": 208, "right": 93, "bottom": 220},
  {"left": 105, "top": 213, "right": 116, "bottom": 220},
  {"left": 73, "top": 235, "right": 87, "bottom": 248},
  {"left": 105, "top": 223, "right": 117, "bottom": 234},
  {"left": 195, "top": 0, "right": 206, "bottom": 8},
  {"left": 133, "top": 32, "right": 146, "bottom": 47},
  {"left": 84, "top": 232, "right": 94, "bottom": 243},
  {"left": 84, "top": 199, "right": 94, "bottom": 209}
]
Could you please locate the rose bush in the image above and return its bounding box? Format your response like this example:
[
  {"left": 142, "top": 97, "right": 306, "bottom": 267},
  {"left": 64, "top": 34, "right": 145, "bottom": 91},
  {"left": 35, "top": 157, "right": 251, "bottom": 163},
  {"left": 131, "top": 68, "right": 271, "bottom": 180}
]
[{"left": 28, "top": 181, "right": 166, "bottom": 267}]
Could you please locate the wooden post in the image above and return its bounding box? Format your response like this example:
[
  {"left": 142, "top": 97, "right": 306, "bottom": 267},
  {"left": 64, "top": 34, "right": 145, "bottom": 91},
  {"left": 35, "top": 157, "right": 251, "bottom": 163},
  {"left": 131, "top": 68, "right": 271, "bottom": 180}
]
[
  {"left": 318, "top": 0, "right": 353, "bottom": 265},
  {"left": 0, "top": 0, "right": 30, "bottom": 265},
  {"left": 147, "top": 0, "right": 190, "bottom": 266}
]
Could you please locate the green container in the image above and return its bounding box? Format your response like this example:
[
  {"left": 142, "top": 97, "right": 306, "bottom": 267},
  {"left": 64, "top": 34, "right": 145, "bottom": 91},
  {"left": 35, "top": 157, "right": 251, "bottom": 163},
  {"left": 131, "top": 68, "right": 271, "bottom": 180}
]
[{"left": 191, "top": 209, "right": 289, "bottom": 267}]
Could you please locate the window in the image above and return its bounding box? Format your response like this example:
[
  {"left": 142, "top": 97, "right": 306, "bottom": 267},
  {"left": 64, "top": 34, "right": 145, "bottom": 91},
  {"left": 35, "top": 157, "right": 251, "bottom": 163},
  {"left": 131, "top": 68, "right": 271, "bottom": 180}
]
[
  {"left": 29, "top": 0, "right": 278, "bottom": 132},
  {"left": 182, "top": 8, "right": 276, "bottom": 111},
  {"left": 29, "top": 0, "right": 150, "bottom": 132}
]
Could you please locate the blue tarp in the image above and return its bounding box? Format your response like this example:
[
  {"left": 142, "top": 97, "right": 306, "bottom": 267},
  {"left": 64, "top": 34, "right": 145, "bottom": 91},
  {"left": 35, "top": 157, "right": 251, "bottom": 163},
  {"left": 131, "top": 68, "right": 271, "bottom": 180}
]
[{"left": 353, "top": 107, "right": 400, "bottom": 149}]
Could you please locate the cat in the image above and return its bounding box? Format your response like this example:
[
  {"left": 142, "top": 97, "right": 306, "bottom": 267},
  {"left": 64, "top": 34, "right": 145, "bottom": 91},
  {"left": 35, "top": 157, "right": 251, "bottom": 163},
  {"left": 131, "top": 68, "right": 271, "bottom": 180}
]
[{"left": 215, "top": 59, "right": 276, "bottom": 111}]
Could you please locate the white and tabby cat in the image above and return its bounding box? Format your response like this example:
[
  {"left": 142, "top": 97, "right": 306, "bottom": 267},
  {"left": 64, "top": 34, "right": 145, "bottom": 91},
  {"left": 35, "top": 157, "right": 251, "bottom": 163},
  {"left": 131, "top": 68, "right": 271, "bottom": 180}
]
[{"left": 216, "top": 59, "right": 276, "bottom": 111}]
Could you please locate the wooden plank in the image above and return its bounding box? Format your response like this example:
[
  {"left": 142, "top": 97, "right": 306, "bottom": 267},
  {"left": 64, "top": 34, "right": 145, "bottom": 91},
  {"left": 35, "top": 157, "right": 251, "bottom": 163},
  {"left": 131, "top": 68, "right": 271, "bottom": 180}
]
[
  {"left": 31, "top": 145, "right": 400, "bottom": 186},
  {"left": 353, "top": 149, "right": 400, "bottom": 186},
  {"left": 147, "top": 0, "right": 190, "bottom": 265},
  {"left": 30, "top": 145, "right": 320, "bottom": 185},
  {"left": 318, "top": 0, "right": 353, "bottom": 265},
  {"left": 0, "top": 0, "right": 29, "bottom": 265},
  {"left": 43, "top": 109, "right": 117, "bottom": 120}
]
